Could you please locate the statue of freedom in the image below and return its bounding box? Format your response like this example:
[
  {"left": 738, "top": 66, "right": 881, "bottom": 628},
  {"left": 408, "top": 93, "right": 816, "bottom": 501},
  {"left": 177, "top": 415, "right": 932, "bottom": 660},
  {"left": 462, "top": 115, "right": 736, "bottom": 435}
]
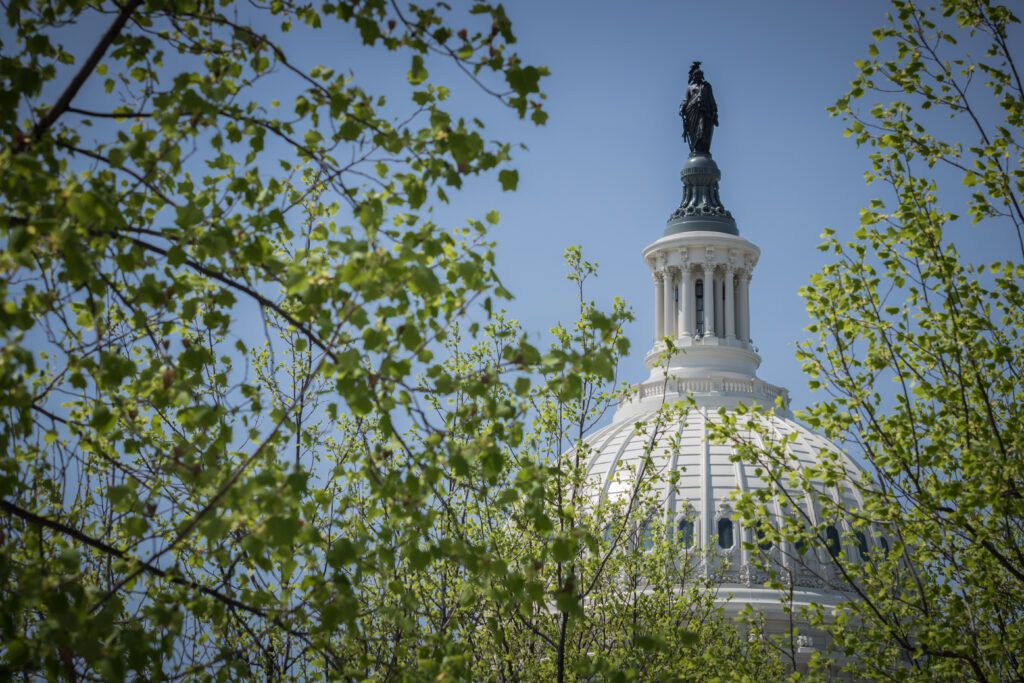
[{"left": 679, "top": 61, "right": 718, "bottom": 155}]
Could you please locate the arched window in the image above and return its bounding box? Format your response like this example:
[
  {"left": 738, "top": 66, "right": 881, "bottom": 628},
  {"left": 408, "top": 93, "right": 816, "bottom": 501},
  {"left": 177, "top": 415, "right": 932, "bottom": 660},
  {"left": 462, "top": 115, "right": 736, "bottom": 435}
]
[
  {"left": 602, "top": 525, "right": 613, "bottom": 545},
  {"left": 826, "top": 525, "right": 842, "bottom": 558},
  {"left": 640, "top": 518, "right": 654, "bottom": 552},
  {"left": 717, "top": 517, "right": 734, "bottom": 549},
  {"left": 794, "top": 537, "right": 808, "bottom": 555},
  {"left": 695, "top": 279, "right": 704, "bottom": 335},
  {"left": 878, "top": 536, "right": 890, "bottom": 556},
  {"left": 856, "top": 531, "right": 869, "bottom": 560},
  {"left": 755, "top": 525, "right": 772, "bottom": 552},
  {"left": 678, "top": 518, "right": 695, "bottom": 549}
]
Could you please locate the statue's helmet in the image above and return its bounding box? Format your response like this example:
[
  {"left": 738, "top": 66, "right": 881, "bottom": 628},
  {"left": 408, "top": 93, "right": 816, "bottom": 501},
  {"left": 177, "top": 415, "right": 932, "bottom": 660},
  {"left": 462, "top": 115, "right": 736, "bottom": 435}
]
[{"left": 688, "top": 60, "right": 703, "bottom": 83}]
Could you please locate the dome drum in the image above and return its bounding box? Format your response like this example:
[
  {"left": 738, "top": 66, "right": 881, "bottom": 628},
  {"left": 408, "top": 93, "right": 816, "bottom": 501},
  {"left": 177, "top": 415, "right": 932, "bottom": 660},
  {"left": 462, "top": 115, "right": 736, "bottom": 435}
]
[{"left": 644, "top": 232, "right": 761, "bottom": 375}]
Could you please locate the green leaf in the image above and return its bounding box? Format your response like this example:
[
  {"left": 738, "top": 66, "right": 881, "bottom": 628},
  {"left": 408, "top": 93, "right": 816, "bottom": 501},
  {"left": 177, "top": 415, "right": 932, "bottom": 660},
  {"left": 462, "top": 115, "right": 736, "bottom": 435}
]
[
  {"left": 498, "top": 169, "right": 518, "bottom": 191},
  {"left": 340, "top": 119, "right": 361, "bottom": 141},
  {"left": 265, "top": 516, "right": 301, "bottom": 546},
  {"left": 90, "top": 405, "right": 117, "bottom": 433},
  {"left": 551, "top": 536, "right": 574, "bottom": 562},
  {"left": 327, "top": 539, "right": 358, "bottom": 568},
  {"left": 408, "top": 55, "right": 428, "bottom": 85}
]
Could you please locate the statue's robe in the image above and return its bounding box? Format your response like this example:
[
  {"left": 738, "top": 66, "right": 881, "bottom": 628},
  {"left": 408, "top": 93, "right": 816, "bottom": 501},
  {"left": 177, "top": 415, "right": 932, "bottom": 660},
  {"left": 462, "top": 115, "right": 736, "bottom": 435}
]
[{"left": 681, "top": 81, "right": 718, "bottom": 155}]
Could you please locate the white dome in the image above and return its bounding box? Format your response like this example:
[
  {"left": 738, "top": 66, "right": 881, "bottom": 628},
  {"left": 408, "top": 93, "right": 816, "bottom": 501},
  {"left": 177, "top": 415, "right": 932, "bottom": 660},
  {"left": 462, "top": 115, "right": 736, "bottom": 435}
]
[
  {"left": 584, "top": 395, "right": 869, "bottom": 613},
  {"left": 577, "top": 152, "right": 878, "bottom": 657}
]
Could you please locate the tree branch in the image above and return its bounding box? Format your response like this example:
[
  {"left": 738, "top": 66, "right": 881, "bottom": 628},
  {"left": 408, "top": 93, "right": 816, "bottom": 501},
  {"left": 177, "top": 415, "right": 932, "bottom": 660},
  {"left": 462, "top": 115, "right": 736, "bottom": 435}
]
[{"left": 23, "top": 0, "right": 144, "bottom": 147}]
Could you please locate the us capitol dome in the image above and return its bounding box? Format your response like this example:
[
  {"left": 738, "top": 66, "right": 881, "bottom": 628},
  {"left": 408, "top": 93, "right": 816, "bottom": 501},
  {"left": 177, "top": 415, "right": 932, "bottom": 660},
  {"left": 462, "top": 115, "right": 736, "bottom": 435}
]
[{"left": 580, "top": 65, "right": 876, "bottom": 660}]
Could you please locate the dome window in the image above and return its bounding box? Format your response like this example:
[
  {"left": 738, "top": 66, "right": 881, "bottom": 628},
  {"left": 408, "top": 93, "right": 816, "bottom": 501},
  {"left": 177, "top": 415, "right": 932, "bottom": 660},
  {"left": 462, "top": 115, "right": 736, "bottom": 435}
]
[
  {"left": 825, "top": 525, "right": 842, "bottom": 558},
  {"left": 878, "top": 535, "right": 890, "bottom": 556},
  {"left": 678, "top": 518, "right": 695, "bottom": 549},
  {"left": 639, "top": 518, "right": 655, "bottom": 552},
  {"left": 855, "top": 531, "right": 870, "bottom": 560},
  {"left": 755, "top": 525, "right": 772, "bottom": 552},
  {"left": 717, "top": 517, "right": 734, "bottom": 549}
]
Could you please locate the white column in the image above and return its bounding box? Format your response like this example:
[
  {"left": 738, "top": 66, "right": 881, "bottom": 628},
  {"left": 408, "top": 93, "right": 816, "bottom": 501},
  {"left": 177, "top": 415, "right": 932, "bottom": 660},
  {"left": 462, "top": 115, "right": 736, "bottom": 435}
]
[
  {"left": 739, "top": 272, "right": 751, "bottom": 342},
  {"left": 725, "top": 265, "right": 736, "bottom": 340},
  {"left": 687, "top": 267, "right": 697, "bottom": 337},
  {"left": 679, "top": 266, "right": 692, "bottom": 338},
  {"left": 714, "top": 271, "right": 723, "bottom": 337},
  {"left": 702, "top": 263, "right": 716, "bottom": 339},
  {"left": 654, "top": 271, "right": 664, "bottom": 340},
  {"left": 663, "top": 268, "right": 675, "bottom": 341}
]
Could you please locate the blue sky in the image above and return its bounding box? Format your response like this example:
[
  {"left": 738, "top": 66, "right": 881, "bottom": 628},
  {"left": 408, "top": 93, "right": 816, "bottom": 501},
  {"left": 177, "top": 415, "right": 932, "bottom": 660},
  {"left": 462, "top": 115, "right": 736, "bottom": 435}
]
[
  {"left": 21, "top": 1, "right": 1017, "bottom": 422},
  {"left": 418, "top": 0, "right": 1017, "bottom": 419},
  {"left": 446, "top": 1, "right": 892, "bottom": 413}
]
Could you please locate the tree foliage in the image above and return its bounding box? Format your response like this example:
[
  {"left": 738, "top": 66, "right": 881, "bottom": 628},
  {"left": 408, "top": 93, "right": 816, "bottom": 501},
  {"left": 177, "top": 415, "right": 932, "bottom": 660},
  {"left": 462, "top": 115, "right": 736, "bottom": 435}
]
[
  {"left": 0, "top": 1, "right": 782, "bottom": 679},
  {"left": 450, "top": 251, "right": 781, "bottom": 682},
  {"left": 717, "top": 1, "right": 1024, "bottom": 679},
  {"left": 0, "top": 0, "right": 552, "bottom": 677}
]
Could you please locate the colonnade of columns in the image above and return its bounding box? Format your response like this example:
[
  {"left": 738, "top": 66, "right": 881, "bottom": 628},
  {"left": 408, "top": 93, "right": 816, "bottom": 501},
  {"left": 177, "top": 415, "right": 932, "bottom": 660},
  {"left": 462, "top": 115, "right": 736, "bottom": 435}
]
[{"left": 652, "top": 265, "right": 751, "bottom": 343}]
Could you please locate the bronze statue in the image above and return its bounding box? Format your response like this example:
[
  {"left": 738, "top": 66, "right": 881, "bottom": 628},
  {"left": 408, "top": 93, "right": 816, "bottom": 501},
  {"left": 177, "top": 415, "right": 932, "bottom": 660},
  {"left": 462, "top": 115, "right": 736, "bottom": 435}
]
[{"left": 680, "top": 61, "right": 718, "bottom": 155}]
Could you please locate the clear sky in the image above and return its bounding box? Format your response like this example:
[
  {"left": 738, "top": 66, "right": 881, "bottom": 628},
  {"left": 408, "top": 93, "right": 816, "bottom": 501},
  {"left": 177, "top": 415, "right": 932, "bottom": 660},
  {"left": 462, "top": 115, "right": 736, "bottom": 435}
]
[
  {"left": 442, "top": 1, "right": 890, "bottom": 414},
  {"left": 23, "top": 1, "right": 1016, "bottom": 422},
  {"left": 423, "top": 0, "right": 1016, "bottom": 418}
]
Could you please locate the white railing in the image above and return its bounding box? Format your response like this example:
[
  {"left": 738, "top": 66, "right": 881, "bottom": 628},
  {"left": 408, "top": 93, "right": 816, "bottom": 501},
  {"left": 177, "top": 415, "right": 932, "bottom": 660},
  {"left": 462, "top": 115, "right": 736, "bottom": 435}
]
[{"left": 627, "top": 376, "right": 789, "bottom": 408}]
